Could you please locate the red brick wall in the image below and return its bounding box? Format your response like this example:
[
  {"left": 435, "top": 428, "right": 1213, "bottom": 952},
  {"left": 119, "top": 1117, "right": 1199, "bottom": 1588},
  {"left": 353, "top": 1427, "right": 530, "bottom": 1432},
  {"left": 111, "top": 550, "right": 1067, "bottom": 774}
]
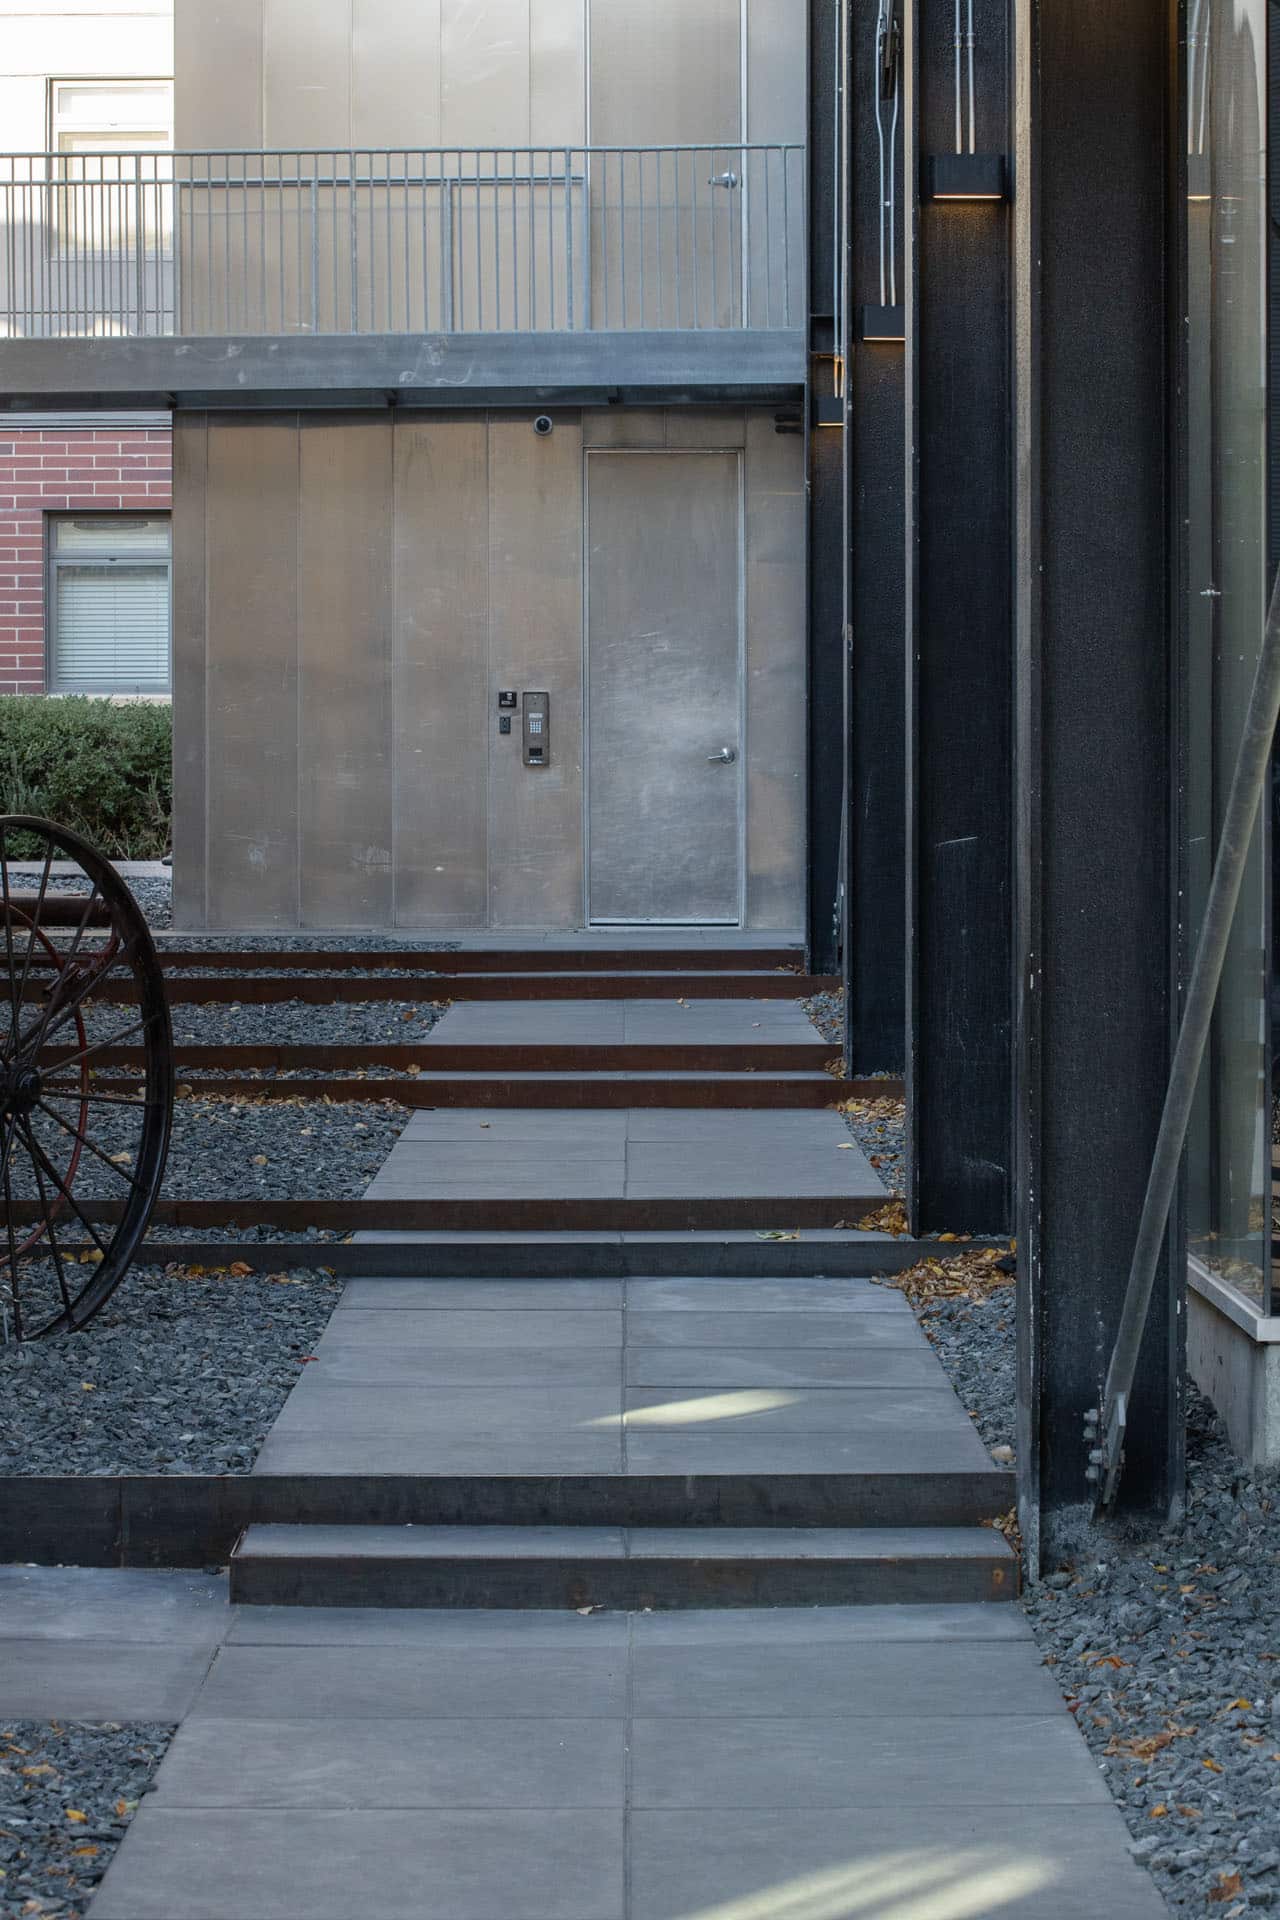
[{"left": 0, "top": 425, "right": 173, "bottom": 695}]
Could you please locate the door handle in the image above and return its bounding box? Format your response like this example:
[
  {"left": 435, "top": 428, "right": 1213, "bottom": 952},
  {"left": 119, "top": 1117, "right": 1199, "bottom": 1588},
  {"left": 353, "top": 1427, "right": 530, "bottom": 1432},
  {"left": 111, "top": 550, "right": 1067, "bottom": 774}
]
[{"left": 707, "top": 747, "right": 737, "bottom": 763}]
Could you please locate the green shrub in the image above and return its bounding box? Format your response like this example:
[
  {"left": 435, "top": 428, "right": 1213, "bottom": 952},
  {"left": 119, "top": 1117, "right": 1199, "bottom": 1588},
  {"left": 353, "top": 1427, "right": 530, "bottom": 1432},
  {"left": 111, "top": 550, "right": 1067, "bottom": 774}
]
[{"left": 0, "top": 697, "right": 172, "bottom": 859}]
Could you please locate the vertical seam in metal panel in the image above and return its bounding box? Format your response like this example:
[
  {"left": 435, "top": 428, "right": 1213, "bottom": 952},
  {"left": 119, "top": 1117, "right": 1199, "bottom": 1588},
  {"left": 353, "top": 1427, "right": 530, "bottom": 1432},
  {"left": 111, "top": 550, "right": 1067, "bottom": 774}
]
[
  {"left": 484, "top": 413, "right": 493, "bottom": 929},
  {"left": 200, "top": 415, "right": 210, "bottom": 929},
  {"left": 294, "top": 411, "right": 302, "bottom": 929},
  {"left": 737, "top": 441, "right": 748, "bottom": 928},
  {"left": 389, "top": 409, "right": 399, "bottom": 928},
  {"left": 581, "top": 442, "right": 592, "bottom": 924}
]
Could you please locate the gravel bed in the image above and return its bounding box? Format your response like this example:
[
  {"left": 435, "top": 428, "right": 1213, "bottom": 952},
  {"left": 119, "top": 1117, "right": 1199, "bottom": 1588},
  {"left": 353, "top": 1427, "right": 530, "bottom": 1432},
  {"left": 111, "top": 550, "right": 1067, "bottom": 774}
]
[
  {"left": 0, "top": 1263, "right": 342, "bottom": 1473},
  {"left": 885, "top": 1259, "right": 1280, "bottom": 1918},
  {"left": 165, "top": 1000, "right": 444, "bottom": 1048},
  {"left": 840, "top": 1095, "right": 906, "bottom": 1198},
  {"left": 804, "top": 988, "right": 844, "bottom": 1046},
  {"left": 1, "top": 1719, "right": 171, "bottom": 1920}
]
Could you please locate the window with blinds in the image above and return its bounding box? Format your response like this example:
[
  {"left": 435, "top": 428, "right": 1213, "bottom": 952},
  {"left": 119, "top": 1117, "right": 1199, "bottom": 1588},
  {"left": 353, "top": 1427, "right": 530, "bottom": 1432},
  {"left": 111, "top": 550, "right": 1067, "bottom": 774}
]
[{"left": 48, "top": 516, "right": 171, "bottom": 695}]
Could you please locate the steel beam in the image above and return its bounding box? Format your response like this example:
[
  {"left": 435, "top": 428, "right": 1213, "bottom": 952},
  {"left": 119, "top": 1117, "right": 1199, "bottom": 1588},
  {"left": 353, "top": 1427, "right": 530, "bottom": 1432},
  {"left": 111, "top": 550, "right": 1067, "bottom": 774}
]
[
  {"left": 0, "top": 331, "right": 806, "bottom": 407},
  {"left": 1014, "top": 0, "right": 1186, "bottom": 1567}
]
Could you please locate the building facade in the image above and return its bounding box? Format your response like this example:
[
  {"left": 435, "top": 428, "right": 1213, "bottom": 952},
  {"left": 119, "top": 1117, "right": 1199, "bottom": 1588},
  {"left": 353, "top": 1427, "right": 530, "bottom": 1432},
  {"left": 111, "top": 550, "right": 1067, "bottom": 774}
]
[{"left": 0, "top": 2, "right": 174, "bottom": 696}]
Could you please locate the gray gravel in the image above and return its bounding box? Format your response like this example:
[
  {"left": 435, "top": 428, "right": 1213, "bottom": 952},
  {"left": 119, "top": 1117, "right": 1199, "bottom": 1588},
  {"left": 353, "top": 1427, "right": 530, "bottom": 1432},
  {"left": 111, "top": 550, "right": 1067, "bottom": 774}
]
[
  {"left": 804, "top": 988, "right": 845, "bottom": 1047},
  {"left": 165, "top": 999, "right": 443, "bottom": 1048},
  {"left": 0, "top": 1718, "right": 170, "bottom": 1920},
  {"left": 0, "top": 1262, "right": 342, "bottom": 1473},
  {"left": 896, "top": 1268, "right": 1280, "bottom": 1918},
  {"left": 841, "top": 1096, "right": 906, "bottom": 1198}
]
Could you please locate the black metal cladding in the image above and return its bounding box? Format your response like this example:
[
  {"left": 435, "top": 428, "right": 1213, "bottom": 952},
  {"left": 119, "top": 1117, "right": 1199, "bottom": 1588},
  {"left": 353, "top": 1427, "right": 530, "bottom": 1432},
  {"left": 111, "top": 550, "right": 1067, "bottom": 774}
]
[
  {"left": 1013, "top": 0, "right": 1185, "bottom": 1562},
  {"left": 843, "top": 0, "right": 909, "bottom": 1072},
  {"left": 904, "top": 0, "right": 1015, "bottom": 1233}
]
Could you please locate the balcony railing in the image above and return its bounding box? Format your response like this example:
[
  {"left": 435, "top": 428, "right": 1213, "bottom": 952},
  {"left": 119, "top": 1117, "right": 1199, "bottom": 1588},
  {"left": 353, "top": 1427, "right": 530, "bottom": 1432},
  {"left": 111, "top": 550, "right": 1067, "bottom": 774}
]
[{"left": 0, "top": 146, "right": 805, "bottom": 341}]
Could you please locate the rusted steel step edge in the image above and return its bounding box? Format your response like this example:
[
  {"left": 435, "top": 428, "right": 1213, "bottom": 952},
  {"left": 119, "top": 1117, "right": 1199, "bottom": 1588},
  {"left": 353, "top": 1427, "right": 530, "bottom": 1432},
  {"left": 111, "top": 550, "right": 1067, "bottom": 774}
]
[
  {"left": 21, "top": 974, "right": 840, "bottom": 1005},
  {"left": 5, "top": 1196, "right": 895, "bottom": 1231},
  {"left": 155, "top": 1076, "right": 866, "bottom": 1108},
  {"left": 137, "top": 946, "right": 807, "bottom": 975},
  {"left": 41, "top": 1042, "right": 849, "bottom": 1073}
]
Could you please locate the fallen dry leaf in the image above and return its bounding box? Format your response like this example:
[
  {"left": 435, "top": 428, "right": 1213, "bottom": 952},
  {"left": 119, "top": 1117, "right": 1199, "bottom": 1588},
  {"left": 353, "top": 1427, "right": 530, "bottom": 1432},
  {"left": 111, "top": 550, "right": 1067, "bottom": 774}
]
[{"left": 1210, "top": 1872, "right": 1244, "bottom": 1903}]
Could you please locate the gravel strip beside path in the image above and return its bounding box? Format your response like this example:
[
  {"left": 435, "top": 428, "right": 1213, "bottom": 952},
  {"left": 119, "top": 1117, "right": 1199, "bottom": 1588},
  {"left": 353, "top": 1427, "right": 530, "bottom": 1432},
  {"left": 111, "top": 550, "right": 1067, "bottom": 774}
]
[
  {"left": 0, "top": 1264, "right": 342, "bottom": 1474},
  {"left": 0, "top": 1719, "right": 171, "bottom": 1920},
  {"left": 882, "top": 1257, "right": 1280, "bottom": 1918},
  {"left": 166, "top": 1001, "right": 443, "bottom": 1048}
]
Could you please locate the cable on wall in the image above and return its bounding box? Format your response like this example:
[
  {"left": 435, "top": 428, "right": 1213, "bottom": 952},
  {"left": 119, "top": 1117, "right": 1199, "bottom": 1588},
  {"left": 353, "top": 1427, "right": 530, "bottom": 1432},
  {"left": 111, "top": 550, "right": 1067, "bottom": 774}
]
[
  {"left": 874, "top": 0, "right": 902, "bottom": 308},
  {"left": 954, "top": 0, "right": 977, "bottom": 154}
]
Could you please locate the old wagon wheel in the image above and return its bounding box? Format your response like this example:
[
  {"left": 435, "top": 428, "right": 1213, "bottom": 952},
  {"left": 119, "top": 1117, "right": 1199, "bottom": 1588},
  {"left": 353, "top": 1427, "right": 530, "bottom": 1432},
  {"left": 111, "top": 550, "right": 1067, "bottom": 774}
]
[{"left": 0, "top": 817, "right": 173, "bottom": 1338}]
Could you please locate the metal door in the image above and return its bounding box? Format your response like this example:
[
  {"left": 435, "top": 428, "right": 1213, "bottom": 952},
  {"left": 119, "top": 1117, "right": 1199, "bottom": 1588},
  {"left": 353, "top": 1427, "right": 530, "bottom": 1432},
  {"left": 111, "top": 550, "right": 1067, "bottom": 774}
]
[{"left": 586, "top": 449, "right": 743, "bottom": 924}]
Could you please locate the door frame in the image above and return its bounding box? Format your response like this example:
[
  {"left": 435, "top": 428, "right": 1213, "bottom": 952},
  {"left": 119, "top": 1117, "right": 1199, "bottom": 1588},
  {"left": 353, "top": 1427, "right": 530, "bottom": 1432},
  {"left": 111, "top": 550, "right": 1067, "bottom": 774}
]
[{"left": 581, "top": 444, "right": 748, "bottom": 926}]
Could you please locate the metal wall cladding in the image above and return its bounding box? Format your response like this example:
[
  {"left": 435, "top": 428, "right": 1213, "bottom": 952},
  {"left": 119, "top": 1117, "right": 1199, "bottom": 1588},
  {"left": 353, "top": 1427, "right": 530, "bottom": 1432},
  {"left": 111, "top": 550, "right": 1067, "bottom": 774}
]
[
  {"left": 174, "top": 2, "right": 805, "bottom": 152},
  {"left": 174, "top": 408, "right": 805, "bottom": 932}
]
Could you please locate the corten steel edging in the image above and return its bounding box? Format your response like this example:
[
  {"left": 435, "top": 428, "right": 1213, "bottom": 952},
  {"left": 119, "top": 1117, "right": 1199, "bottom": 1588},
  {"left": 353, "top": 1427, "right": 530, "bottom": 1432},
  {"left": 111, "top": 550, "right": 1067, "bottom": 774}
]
[
  {"left": 42, "top": 1042, "right": 855, "bottom": 1074},
  {"left": 158, "top": 1075, "right": 870, "bottom": 1108},
  {"left": 139, "top": 947, "right": 807, "bottom": 974},
  {"left": 20, "top": 973, "right": 841, "bottom": 1006},
  {"left": 6, "top": 1196, "right": 892, "bottom": 1230},
  {"left": 0, "top": 1469, "right": 1015, "bottom": 1570}
]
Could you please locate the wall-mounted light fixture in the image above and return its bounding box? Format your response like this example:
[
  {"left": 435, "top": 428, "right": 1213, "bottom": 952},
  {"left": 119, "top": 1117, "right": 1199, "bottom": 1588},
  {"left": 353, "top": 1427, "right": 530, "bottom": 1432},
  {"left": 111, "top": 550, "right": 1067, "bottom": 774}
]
[
  {"left": 862, "top": 0, "right": 904, "bottom": 343},
  {"left": 923, "top": 0, "right": 1007, "bottom": 203}
]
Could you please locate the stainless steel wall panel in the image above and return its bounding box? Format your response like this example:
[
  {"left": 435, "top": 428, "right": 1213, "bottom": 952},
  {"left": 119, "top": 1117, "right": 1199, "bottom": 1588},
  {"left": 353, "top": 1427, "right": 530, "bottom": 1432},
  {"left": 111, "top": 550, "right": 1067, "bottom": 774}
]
[
  {"left": 392, "top": 416, "right": 490, "bottom": 927},
  {"left": 745, "top": 0, "right": 806, "bottom": 140},
  {"left": 441, "top": 0, "right": 531, "bottom": 146},
  {"left": 487, "top": 412, "right": 584, "bottom": 927},
  {"left": 581, "top": 409, "right": 666, "bottom": 449},
  {"left": 666, "top": 408, "right": 746, "bottom": 448},
  {"left": 743, "top": 409, "right": 806, "bottom": 928},
  {"left": 297, "top": 417, "right": 394, "bottom": 927},
  {"left": 171, "top": 412, "right": 208, "bottom": 930},
  {"left": 203, "top": 416, "right": 300, "bottom": 927},
  {"left": 264, "top": 0, "right": 352, "bottom": 148},
  {"left": 175, "top": 0, "right": 264, "bottom": 148},
  {"left": 588, "top": 0, "right": 741, "bottom": 144},
  {"left": 353, "top": 0, "right": 443, "bottom": 147},
  {"left": 531, "top": 0, "right": 587, "bottom": 146},
  {"left": 587, "top": 448, "right": 743, "bottom": 924}
]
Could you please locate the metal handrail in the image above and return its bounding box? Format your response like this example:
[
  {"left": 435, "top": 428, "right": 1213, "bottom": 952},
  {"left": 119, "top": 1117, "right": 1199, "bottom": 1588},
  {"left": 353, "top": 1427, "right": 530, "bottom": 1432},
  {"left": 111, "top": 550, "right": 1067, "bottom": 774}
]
[{"left": 0, "top": 144, "right": 807, "bottom": 341}]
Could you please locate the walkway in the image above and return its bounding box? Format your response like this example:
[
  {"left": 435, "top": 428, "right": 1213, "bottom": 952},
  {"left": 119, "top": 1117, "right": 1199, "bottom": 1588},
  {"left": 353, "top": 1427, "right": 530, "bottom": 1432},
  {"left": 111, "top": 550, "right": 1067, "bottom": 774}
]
[
  {"left": 0, "top": 1567, "right": 1168, "bottom": 1920},
  {"left": 44, "top": 973, "right": 1170, "bottom": 1917}
]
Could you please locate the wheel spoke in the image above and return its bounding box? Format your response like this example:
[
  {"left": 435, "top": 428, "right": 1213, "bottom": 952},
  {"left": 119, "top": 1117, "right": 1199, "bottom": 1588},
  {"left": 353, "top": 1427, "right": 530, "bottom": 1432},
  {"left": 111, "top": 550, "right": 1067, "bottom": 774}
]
[
  {"left": 17, "top": 881, "right": 103, "bottom": 1056},
  {"left": 0, "top": 1112, "right": 24, "bottom": 1339},
  {"left": 21, "top": 930, "right": 137, "bottom": 1055},
  {"left": 12, "top": 844, "right": 54, "bottom": 1049},
  {"left": 40, "top": 1086, "right": 157, "bottom": 1109},
  {"left": 36, "top": 1099, "right": 145, "bottom": 1192},
  {"left": 16, "top": 1116, "right": 111, "bottom": 1260},
  {"left": 26, "top": 1144, "right": 74, "bottom": 1319},
  {"left": 39, "top": 1014, "right": 156, "bottom": 1075},
  {"left": 0, "top": 825, "right": 22, "bottom": 1057}
]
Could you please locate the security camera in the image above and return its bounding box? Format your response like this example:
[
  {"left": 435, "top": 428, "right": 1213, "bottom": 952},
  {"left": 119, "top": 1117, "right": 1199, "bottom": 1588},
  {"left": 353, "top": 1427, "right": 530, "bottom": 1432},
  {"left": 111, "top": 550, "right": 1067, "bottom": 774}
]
[{"left": 533, "top": 415, "right": 554, "bottom": 436}]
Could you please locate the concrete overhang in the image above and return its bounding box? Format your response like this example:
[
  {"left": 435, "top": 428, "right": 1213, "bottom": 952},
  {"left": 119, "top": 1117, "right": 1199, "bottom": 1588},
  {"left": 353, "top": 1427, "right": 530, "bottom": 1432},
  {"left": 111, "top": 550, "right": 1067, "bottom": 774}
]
[{"left": 0, "top": 329, "right": 806, "bottom": 410}]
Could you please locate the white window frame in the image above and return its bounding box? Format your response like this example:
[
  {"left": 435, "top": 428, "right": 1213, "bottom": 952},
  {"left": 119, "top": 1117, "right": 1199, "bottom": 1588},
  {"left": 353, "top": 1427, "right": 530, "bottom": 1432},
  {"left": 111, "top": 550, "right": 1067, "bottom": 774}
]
[
  {"left": 48, "top": 77, "right": 174, "bottom": 153},
  {"left": 45, "top": 512, "right": 173, "bottom": 698}
]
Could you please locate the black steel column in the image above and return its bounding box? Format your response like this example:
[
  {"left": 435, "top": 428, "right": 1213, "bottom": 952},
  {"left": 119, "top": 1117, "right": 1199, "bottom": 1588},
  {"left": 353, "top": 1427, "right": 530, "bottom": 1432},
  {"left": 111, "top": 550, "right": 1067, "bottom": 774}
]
[
  {"left": 1015, "top": 0, "right": 1186, "bottom": 1567},
  {"left": 904, "top": 0, "right": 1015, "bottom": 1232},
  {"left": 808, "top": 0, "right": 846, "bottom": 973},
  {"left": 843, "top": 0, "right": 908, "bottom": 1072}
]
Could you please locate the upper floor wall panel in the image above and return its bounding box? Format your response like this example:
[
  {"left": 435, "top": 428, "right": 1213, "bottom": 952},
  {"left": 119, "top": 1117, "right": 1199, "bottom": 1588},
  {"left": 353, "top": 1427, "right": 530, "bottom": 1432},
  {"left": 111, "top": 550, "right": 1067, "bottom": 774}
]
[{"left": 174, "top": 0, "right": 805, "bottom": 154}]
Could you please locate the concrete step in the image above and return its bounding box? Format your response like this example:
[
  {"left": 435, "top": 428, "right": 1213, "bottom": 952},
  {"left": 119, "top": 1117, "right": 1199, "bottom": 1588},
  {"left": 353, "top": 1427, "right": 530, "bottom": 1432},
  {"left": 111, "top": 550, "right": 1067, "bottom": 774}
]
[{"left": 230, "top": 1523, "right": 1017, "bottom": 1610}]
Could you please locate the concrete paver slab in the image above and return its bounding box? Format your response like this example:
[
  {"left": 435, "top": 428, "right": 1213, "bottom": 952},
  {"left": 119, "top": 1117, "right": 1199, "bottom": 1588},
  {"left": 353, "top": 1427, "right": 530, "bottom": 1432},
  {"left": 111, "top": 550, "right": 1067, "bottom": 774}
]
[
  {"left": 623, "top": 1344, "right": 947, "bottom": 1387},
  {"left": 91, "top": 1806, "right": 625, "bottom": 1920},
  {"left": 0, "top": 1638, "right": 214, "bottom": 1721},
  {"left": 336, "top": 1279, "right": 624, "bottom": 1309},
  {"left": 190, "top": 1643, "right": 628, "bottom": 1720},
  {"left": 0, "top": 1568, "right": 226, "bottom": 1647},
  {"left": 152, "top": 1715, "right": 626, "bottom": 1808},
  {"left": 628, "top": 1807, "right": 1167, "bottom": 1920}
]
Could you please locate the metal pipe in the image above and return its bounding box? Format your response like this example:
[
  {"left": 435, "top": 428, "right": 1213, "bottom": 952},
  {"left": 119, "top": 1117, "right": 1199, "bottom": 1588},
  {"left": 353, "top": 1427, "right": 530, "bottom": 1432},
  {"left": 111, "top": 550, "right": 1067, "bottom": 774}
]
[{"left": 1097, "top": 565, "right": 1280, "bottom": 1507}]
